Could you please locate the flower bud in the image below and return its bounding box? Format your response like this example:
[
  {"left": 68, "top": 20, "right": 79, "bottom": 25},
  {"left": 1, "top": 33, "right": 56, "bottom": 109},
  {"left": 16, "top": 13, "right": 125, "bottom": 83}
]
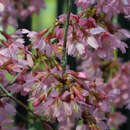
[{"left": 33, "top": 93, "right": 46, "bottom": 107}]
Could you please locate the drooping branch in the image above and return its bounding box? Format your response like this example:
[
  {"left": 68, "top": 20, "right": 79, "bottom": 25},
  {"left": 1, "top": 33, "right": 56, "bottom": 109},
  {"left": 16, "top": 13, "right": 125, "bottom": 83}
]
[{"left": 0, "top": 84, "right": 52, "bottom": 129}]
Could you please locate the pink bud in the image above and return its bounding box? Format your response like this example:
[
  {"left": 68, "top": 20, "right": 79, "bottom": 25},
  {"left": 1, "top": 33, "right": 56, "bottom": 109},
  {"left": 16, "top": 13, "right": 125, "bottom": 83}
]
[
  {"left": 71, "top": 72, "right": 87, "bottom": 79},
  {"left": 73, "top": 87, "right": 84, "bottom": 101},
  {"left": 33, "top": 98, "right": 41, "bottom": 107},
  {"left": 33, "top": 93, "right": 46, "bottom": 107}
]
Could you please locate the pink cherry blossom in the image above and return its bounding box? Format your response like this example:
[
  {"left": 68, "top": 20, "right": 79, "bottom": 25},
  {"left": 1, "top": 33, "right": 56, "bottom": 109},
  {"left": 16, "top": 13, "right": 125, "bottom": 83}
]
[
  {"left": 0, "top": 99, "right": 16, "bottom": 129},
  {"left": 0, "top": 0, "right": 45, "bottom": 30}
]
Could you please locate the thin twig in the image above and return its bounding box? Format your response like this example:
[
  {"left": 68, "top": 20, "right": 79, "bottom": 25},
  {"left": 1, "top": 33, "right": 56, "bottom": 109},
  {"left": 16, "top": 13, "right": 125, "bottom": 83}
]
[{"left": 61, "top": 0, "right": 72, "bottom": 74}]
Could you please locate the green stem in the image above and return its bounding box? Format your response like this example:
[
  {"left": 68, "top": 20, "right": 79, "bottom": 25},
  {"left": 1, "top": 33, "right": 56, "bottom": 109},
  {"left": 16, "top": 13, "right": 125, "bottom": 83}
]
[
  {"left": 0, "top": 84, "right": 11, "bottom": 97},
  {"left": 61, "top": 0, "right": 72, "bottom": 74}
]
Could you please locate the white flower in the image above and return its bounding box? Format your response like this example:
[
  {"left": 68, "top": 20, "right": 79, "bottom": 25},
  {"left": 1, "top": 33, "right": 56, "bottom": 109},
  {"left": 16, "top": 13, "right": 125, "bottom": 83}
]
[
  {"left": 27, "top": 54, "right": 34, "bottom": 67},
  {"left": 68, "top": 44, "right": 75, "bottom": 55},
  {"left": 0, "top": 3, "right": 5, "bottom": 12},
  {"left": 89, "top": 26, "right": 105, "bottom": 35},
  {"left": 87, "top": 36, "right": 99, "bottom": 49},
  {"left": 122, "top": 0, "right": 128, "bottom": 5},
  {"left": 76, "top": 42, "right": 85, "bottom": 55}
]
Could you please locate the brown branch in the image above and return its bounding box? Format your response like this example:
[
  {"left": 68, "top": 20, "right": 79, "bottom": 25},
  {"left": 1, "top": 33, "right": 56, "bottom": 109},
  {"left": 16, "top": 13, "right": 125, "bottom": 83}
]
[{"left": 0, "top": 84, "right": 52, "bottom": 129}]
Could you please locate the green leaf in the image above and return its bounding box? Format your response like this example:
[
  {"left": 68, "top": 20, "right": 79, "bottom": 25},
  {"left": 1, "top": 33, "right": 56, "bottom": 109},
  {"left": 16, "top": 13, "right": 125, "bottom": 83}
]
[
  {"left": 5, "top": 72, "right": 16, "bottom": 83},
  {"left": 32, "top": 49, "right": 37, "bottom": 56},
  {"left": 73, "top": 103, "right": 79, "bottom": 113},
  {"left": 79, "top": 120, "right": 83, "bottom": 125}
]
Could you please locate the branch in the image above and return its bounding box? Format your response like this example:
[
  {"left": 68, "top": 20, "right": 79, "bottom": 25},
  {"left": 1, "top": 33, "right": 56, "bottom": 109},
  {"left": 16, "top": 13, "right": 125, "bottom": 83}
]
[
  {"left": 0, "top": 84, "right": 52, "bottom": 129},
  {"left": 61, "top": 0, "right": 72, "bottom": 74}
]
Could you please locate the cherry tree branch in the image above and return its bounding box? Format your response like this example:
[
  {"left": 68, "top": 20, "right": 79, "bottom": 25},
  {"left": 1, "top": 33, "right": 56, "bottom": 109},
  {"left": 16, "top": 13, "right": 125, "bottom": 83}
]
[
  {"left": 0, "top": 84, "right": 52, "bottom": 129},
  {"left": 61, "top": 0, "right": 72, "bottom": 74}
]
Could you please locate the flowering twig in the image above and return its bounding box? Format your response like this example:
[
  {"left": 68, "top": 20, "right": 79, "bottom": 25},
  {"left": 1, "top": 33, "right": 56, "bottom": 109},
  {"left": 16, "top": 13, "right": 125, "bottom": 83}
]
[
  {"left": 0, "top": 84, "right": 52, "bottom": 129},
  {"left": 61, "top": 0, "right": 72, "bottom": 74}
]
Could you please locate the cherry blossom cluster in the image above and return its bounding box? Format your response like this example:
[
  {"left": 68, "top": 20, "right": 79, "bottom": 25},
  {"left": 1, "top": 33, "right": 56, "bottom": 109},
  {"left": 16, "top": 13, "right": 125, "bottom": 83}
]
[
  {"left": 54, "top": 12, "right": 129, "bottom": 60},
  {"left": 0, "top": 0, "right": 130, "bottom": 130},
  {"left": 0, "top": 98, "right": 16, "bottom": 130},
  {"left": 75, "top": 0, "right": 130, "bottom": 20},
  {"left": 0, "top": 0, "right": 45, "bottom": 30},
  {"left": 105, "top": 62, "right": 130, "bottom": 109}
]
